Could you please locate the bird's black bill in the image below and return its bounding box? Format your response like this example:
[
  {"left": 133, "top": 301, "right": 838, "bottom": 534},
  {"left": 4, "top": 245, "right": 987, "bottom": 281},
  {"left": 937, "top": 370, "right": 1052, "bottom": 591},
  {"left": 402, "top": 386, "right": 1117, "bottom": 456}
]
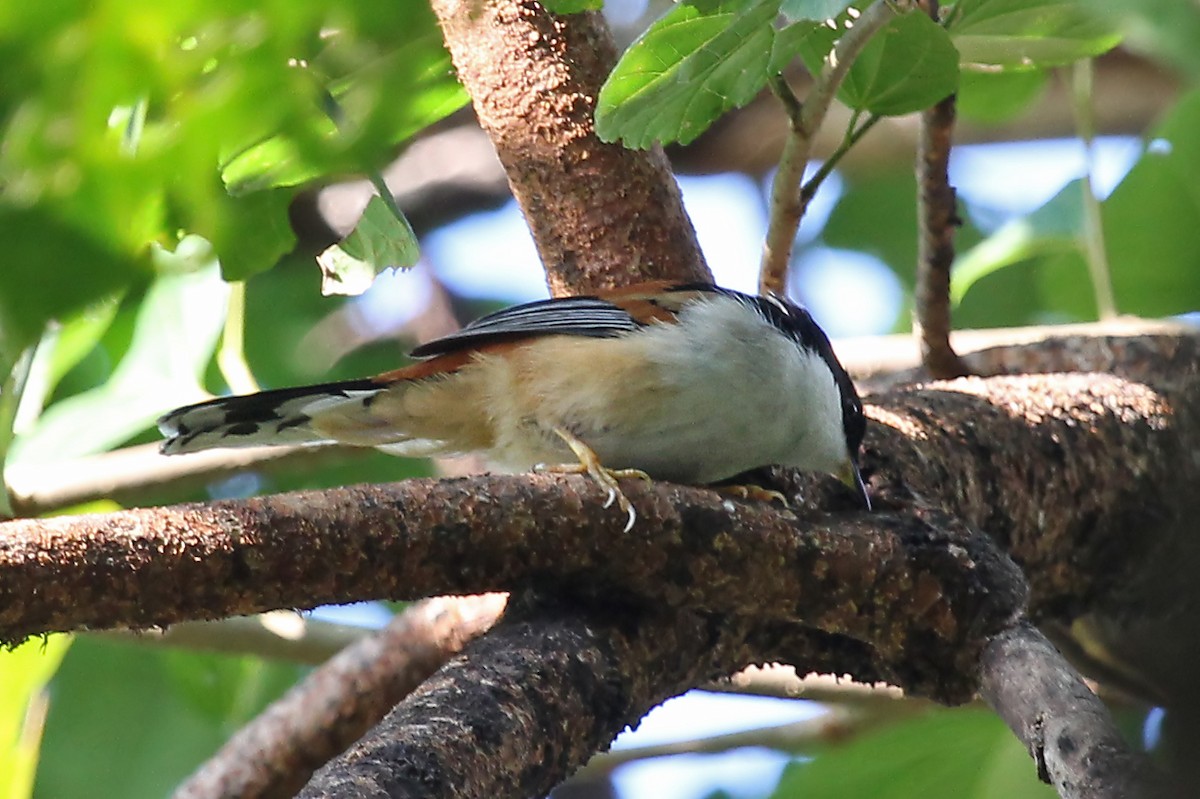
[{"left": 837, "top": 460, "right": 872, "bottom": 511}]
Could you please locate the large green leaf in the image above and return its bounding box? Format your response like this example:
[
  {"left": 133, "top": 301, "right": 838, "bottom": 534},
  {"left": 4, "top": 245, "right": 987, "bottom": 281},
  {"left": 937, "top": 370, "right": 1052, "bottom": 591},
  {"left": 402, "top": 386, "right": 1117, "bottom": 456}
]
[
  {"left": 596, "top": 0, "right": 783, "bottom": 147},
  {"left": 950, "top": 0, "right": 1122, "bottom": 70},
  {"left": 1089, "top": 0, "right": 1200, "bottom": 77},
  {"left": 780, "top": 0, "right": 855, "bottom": 23},
  {"left": 956, "top": 68, "right": 1047, "bottom": 124},
  {"left": 770, "top": 707, "right": 1057, "bottom": 799},
  {"left": 794, "top": 10, "right": 958, "bottom": 116}
]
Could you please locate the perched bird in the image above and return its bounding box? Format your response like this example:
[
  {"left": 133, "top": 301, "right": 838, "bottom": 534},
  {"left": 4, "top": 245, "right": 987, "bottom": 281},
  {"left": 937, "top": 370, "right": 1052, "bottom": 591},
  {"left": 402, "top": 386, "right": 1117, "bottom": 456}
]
[{"left": 158, "top": 281, "right": 870, "bottom": 529}]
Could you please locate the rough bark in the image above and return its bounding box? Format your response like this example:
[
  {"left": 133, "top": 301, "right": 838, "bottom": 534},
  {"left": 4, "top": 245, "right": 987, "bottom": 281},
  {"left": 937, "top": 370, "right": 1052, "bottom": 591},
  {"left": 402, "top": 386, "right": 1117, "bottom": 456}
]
[
  {"left": 980, "top": 623, "right": 1163, "bottom": 799},
  {"left": 427, "top": 0, "right": 709, "bottom": 294},
  {"left": 173, "top": 595, "right": 505, "bottom": 799},
  {"left": 914, "top": 89, "right": 969, "bottom": 379},
  {"left": 0, "top": 476, "right": 1026, "bottom": 703}
]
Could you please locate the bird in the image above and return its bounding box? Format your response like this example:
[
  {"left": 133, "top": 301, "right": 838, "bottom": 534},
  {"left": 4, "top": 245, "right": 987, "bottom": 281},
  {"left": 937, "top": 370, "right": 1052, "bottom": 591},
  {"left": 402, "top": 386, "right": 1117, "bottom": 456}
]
[{"left": 158, "top": 281, "right": 870, "bottom": 530}]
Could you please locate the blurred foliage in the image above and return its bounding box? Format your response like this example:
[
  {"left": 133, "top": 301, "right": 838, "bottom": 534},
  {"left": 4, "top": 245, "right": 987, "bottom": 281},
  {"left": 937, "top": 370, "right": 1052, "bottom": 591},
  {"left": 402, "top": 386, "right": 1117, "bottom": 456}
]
[
  {"left": 0, "top": 0, "right": 1196, "bottom": 796},
  {"left": 771, "top": 707, "right": 1057, "bottom": 799},
  {"left": 0, "top": 637, "right": 70, "bottom": 799},
  {"left": 0, "top": 0, "right": 464, "bottom": 366},
  {"left": 35, "top": 637, "right": 305, "bottom": 799}
]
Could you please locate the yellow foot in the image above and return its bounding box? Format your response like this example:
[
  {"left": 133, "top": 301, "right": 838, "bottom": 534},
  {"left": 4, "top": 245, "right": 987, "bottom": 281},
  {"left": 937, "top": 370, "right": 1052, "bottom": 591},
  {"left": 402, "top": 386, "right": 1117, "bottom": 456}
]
[
  {"left": 714, "top": 484, "right": 790, "bottom": 507},
  {"left": 535, "top": 428, "right": 652, "bottom": 532}
]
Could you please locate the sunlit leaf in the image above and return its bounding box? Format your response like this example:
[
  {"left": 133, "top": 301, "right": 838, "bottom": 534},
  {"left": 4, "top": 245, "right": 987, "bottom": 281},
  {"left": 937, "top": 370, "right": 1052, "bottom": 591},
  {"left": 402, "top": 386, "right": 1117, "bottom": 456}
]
[
  {"left": 596, "top": 0, "right": 782, "bottom": 147},
  {"left": 0, "top": 635, "right": 71, "bottom": 799},
  {"left": 317, "top": 195, "right": 420, "bottom": 297}
]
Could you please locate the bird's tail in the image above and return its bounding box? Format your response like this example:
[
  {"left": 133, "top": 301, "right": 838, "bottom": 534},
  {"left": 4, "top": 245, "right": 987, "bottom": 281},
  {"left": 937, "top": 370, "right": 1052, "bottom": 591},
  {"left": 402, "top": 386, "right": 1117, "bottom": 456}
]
[{"left": 157, "top": 378, "right": 388, "bottom": 455}]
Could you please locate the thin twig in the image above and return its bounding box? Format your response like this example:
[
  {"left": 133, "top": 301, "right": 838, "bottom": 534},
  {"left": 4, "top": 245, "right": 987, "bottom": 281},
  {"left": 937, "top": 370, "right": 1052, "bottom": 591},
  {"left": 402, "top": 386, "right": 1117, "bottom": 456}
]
[
  {"left": 1071, "top": 59, "right": 1118, "bottom": 320},
  {"left": 760, "top": 0, "right": 910, "bottom": 295},
  {"left": 913, "top": 0, "right": 969, "bottom": 379},
  {"left": 799, "top": 113, "right": 882, "bottom": 206},
  {"left": 914, "top": 89, "right": 969, "bottom": 379}
]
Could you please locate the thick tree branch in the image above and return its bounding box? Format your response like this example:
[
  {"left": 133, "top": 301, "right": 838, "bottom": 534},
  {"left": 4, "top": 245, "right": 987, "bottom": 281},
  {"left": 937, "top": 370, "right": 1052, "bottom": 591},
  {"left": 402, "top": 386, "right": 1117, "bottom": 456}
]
[
  {"left": 173, "top": 595, "right": 505, "bottom": 799},
  {"left": 428, "top": 0, "right": 709, "bottom": 294},
  {"left": 0, "top": 476, "right": 1025, "bottom": 702},
  {"left": 297, "top": 601, "right": 758, "bottom": 798}
]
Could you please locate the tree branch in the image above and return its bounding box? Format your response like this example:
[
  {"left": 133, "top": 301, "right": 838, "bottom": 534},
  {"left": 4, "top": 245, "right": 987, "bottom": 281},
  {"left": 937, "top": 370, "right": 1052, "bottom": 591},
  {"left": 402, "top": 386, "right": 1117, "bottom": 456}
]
[
  {"left": 428, "top": 0, "right": 709, "bottom": 294},
  {"left": 173, "top": 595, "right": 505, "bottom": 799},
  {"left": 0, "top": 476, "right": 1026, "bottom": 702},
  {"left": 914, "top": 87, "right": 969, "bottom": 379},
  {"left": 980, "top": 623, "right": 1162, "bottom": 799},
  {"left": 760, "top": 0, "right": 912, "bottom": 295}
]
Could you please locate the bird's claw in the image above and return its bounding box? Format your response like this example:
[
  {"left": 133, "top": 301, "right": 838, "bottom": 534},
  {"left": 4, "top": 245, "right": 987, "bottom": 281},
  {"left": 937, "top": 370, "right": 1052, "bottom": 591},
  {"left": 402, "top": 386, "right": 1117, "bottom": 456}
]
[
  {"left": 540, "top": 428, "right": 652, "bottom": 532},
  {"left": 716, "top": 484, "right": 790, "bottom": 507}
]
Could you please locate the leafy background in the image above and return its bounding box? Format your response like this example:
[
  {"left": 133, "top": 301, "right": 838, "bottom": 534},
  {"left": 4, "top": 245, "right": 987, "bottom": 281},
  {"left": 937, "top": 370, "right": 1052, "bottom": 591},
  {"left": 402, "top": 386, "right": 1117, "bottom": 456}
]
[{"left": 1, "top": 0, "right": 1196, "bottom": 796}]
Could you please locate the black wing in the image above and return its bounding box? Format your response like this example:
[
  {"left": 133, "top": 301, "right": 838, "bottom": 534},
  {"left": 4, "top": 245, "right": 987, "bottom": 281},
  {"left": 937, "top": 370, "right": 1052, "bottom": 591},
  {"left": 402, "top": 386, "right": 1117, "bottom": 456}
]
[{"left": 410, "top": 295, "right": 642, "bottom": 358}]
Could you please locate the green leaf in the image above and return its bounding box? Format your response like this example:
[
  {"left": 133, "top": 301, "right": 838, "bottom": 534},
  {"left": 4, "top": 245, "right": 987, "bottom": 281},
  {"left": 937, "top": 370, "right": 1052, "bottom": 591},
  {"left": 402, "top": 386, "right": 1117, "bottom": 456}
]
[
  {"left": 206, "top": 189, "right": 298, "bottom": 283},
  {"left": 840, "top": 11, "right": 959, "bottom": 116},
  {"left": 950, "top": 0, "right": 1122, "bottom": 70},
  {"left": 0, "top": 209, "right": 144, "bottom": 373},
  {"left": 316, "top": 195, "right": 420, "bottom": 297},
  {"left": 539, "top": 0, "right": 604, "bottom": 12},
  {"left": 780, "top": 0, "right": 854, "bottom": 23},
  {"left": 596, "top": 0, "right": 782, "bottom": 148},
  {"left": 0, "top": 635, "right": 71, "bottom": 799},
  {"left": 9, "top": 258, "right": 228, "bottom": 464},
  {"left": 794, "top": 11, "right": 959, "bottom": 116},
  {"left": 956, "top": 68, "right": 1047, "bottom": 124},
  {"left": 221, "top": 28, "right": 468, "bottom": 196},
  {"left": 38, "top": 638, "right": 303, "bottom": 799},
  {"left": 1098, "top": 88, "right": 1200, "bottom": 317},
  {"left": 1089, "top": 0, "right": 1200, "bottom": 77},
  {"left": 952, "top": 179, "right": 1085, "bottom": 305},
  {"left": 770, "top": 708, "right": 1056, "bottom": 799}
]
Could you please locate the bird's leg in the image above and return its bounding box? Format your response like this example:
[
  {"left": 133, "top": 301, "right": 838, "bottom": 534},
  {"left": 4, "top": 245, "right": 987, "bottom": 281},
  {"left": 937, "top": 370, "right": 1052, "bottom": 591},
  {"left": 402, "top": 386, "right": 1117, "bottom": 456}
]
[{"left": 535, "top": 427, "right": 651, "bottom": 532}]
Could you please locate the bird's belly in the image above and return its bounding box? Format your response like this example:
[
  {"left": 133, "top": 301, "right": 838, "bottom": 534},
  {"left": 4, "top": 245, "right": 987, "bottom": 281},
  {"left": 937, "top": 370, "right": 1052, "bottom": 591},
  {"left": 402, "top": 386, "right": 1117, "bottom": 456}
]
[{"left": 479, "top": 335, "right": 804, "bottom": 483}]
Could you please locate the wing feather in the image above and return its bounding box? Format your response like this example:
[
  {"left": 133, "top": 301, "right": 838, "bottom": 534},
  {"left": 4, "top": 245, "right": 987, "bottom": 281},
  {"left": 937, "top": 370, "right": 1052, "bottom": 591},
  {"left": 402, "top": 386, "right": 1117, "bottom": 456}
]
[{"left": 410, "top": 296, "right": 642, "bottom": 358}]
